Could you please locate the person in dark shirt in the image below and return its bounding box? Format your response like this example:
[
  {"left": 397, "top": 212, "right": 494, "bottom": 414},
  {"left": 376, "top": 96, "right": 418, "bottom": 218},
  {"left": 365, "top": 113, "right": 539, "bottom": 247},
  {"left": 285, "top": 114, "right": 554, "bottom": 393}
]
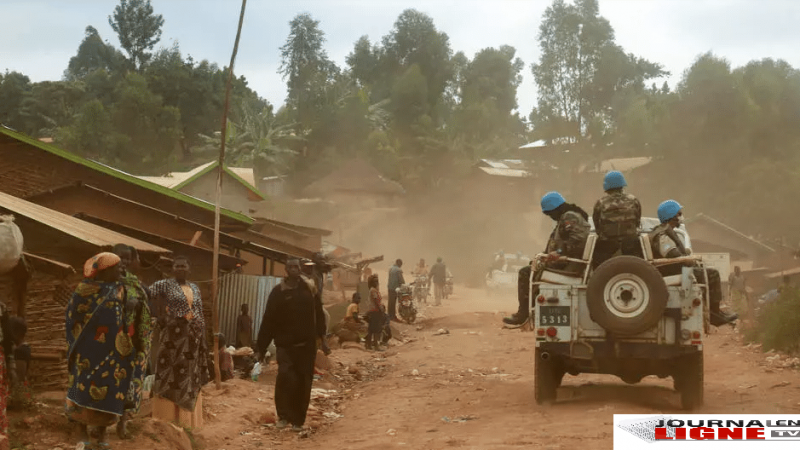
[
  {"left": 236, "top": 304, "right": 253, "bottom": 348},
  {"left": 428, "top": 258, "right": 447, "bottom": 306},
  {"left": 256, "top": 259, "right": 326, "bottom": 432}
]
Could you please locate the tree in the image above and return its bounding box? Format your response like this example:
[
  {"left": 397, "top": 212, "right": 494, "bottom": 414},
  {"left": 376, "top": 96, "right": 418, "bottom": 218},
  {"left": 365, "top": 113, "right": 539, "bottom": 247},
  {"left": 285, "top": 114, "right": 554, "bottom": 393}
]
[
  {"left": 108, "top": 0, "right": 165, "bottom": 70},
  {"left": 279, "top": 13, "right": 338, "bottom": 119},
  {"left": 145, "top": 45, "right": 223, "bottom": 159},
  {"left": 0, "top": 71, "right": 32, "bottom": 132},
  {"left": 454, "top": 46, "right": 525, "bottom": 142},
  {"left": 346, "top": 36, "right": 381, "bottom": 89},
  {"left": 65, "top": 26, "right": 128, "bottom": 79},
  {"left": 381, "top": 9, "right": 454, "bottom": 124},
  {"left": 20, "top": 80, "right": 87, "bottom": 137},
  {"left": 56, "top": 99, "right": 127, "bottom": 161},
  {"left": 531, "top": 0, "right": 665, "bottom": 144},
  {"left": 110, "top": 72, "right": 181, "bottom": 171}
]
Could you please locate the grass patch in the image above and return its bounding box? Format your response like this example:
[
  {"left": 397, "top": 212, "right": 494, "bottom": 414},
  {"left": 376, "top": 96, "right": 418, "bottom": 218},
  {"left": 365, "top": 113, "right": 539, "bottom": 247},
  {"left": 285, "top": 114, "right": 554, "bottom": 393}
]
[{"left": 749, "top": 287, "right": 800, "bottom": 353}]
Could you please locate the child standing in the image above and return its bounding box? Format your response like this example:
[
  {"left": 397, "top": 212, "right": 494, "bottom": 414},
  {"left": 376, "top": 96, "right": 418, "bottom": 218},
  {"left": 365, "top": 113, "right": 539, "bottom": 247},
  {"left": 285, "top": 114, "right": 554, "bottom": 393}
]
[{"left": 365, "top": 275, "right": 385, "bottom": 351}]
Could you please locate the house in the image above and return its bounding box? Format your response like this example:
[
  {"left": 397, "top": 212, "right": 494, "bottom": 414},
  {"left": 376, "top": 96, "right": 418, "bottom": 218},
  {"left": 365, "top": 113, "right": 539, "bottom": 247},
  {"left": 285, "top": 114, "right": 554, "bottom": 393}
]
[
  {"left": 0, "top": 192, "right": 173, "bottom": 390},
  {"left": 249, "top": 217, "right": 331, "bottom": 254},
  {"left": 0, "top": 126, "right": 253, "bottom": 230},
  {"left": 301, "top": 159, "right": 405, "bottom": 208},
  {"left": 260, "top": 175, "right": 287, "bottom": 197},
  {"left": 138, "top": 160, "right": 266, "bottom": 216},
  {"left": 0, "top": 190, "right": 171, "bottom": 269},
  {"left": 0, "top": 253, "right": 78, "bottom": 391},
  {"left": 685, "top": 213, "right": 776, "bottom": 271}
]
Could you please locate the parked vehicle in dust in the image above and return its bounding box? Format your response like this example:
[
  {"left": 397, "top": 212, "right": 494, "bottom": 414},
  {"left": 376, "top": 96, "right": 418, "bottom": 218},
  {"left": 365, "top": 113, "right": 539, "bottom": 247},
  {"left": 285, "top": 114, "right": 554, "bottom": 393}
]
[
  {"left": 396, "top": 284, "right": 417, "bottom": 324},
  {"left": 531, "top": 218, "right": 707, "bottom": 410},
  {"left": 485, "top": 254, "right": 530, "bottom": 292}
]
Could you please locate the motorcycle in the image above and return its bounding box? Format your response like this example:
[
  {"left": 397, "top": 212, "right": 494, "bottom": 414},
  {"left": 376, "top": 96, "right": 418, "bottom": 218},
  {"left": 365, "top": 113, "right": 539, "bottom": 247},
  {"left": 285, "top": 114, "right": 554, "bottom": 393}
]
[
  {"left": 412, "top": 275, "right": 429, "bottom": 304},
  {"left": 444, "top": 273, "right": 454, "bottom": 299},
  {"left": 396, "top": 284, "right": 417, "bottom": 324}
]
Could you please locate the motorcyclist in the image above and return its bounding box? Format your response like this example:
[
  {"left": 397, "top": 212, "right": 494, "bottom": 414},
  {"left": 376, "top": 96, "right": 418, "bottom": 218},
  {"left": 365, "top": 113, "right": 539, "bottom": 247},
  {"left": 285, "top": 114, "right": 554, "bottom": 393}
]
[
  {"left": 413, "top": 258, "right": 430, "bottom": 293},
  {"left": 592, "top": 171, "right": 643, "bottom": 268},
  {"left": 649, "top": 200, "right": 738, "bottom": 327},
  {"left": 503, "top": 191, "right": 591, "bottom": 325}
]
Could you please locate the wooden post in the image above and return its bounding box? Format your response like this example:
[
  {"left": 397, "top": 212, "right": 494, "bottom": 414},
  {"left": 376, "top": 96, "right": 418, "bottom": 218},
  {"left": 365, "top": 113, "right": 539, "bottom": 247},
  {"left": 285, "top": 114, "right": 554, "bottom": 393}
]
[{"left": 212, "top": 0, "right": 248, "bottom": 390}]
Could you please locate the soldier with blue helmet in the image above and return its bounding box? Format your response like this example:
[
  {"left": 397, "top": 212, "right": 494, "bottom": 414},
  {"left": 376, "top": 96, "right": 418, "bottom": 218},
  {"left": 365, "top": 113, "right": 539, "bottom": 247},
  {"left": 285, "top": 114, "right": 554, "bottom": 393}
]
[
  {"left": 649, "top": 200, "right": 738, "bottom": 327},
  {"left": 591, "top": 170, "right": 643, "bottom": 268},
  {"left": 503, "top": 191, "right": 590, "bottom": 325}
]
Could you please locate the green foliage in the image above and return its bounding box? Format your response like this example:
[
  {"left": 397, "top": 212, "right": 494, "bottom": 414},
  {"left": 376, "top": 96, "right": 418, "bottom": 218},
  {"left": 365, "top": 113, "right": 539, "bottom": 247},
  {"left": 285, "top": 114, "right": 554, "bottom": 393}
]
[
  {"left": 749, "top": 288, "right": 800, "bottom": 353},
  {"left": 531, "top": 0, "right": 665, "bottom": 145},
  {"left": 65, "top": 26, "right": 128, "bottom": 79},
  {"left": 279, "top": 13, "right": 337, "bottom": 118},
  {"left": 108, "top": 0, "right": 165, "bottom": 70},
  {"left": 111, "top": 73, "right": 181, "bottom": 169},
  {"left": 55, "top": 99, "right": 125, "bottom": 160},
  {"left": 0, "top": 71, "right": 32, "bottom": 132}
]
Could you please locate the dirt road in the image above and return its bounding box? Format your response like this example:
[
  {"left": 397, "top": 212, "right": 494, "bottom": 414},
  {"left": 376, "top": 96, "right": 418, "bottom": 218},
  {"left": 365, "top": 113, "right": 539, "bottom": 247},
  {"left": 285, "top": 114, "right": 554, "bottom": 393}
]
[
  {"left": 12, "top": 286, "right": 800, "bottom": 449},
  {"left": 292, "top": 286, "right": 800, "bottom": 450}
]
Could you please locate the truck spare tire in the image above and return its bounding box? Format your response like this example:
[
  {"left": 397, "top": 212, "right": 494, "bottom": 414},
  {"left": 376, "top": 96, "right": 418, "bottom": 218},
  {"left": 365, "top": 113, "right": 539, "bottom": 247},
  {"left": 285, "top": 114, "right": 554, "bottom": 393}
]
[{"left": 586, "top": 256, "right": 669, "bottom": 336}]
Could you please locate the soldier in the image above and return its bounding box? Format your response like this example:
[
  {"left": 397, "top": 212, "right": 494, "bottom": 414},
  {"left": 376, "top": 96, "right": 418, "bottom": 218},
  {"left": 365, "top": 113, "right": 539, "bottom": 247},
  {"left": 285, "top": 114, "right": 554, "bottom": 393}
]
[
  {"left": 649, "top": 200, "right": 738, "bottom": 327},
  {"left": 592, "top": 170, "right": 643, "bottom": 268},
  {"left": 503, "top": 191, "right": 590, "bottom": 325}
]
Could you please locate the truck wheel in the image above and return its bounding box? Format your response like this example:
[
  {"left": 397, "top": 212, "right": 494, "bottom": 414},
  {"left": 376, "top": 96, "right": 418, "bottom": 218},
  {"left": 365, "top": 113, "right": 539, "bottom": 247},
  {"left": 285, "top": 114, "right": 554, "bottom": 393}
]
[
  {"left": 586, "top": 256, "right": 669, "bottom": 336},
  {"left": 677, "top": 352, "right": 704, "bottom": 410},
  {"left": 534, "top": 348, "right": 563, "bottom": 404}
]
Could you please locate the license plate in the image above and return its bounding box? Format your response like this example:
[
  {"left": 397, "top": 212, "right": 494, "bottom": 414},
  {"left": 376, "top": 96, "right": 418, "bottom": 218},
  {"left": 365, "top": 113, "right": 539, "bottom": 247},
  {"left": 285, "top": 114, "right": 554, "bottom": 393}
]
[{"left": 539, "top": 306, "right": 570, "bottom": 326}]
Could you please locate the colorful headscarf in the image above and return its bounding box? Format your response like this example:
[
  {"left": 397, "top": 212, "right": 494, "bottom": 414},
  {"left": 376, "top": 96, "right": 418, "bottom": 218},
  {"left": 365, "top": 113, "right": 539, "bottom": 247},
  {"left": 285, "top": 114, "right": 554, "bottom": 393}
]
[{"left": 83, "top": 252, "right": 121, "bottom": 278}]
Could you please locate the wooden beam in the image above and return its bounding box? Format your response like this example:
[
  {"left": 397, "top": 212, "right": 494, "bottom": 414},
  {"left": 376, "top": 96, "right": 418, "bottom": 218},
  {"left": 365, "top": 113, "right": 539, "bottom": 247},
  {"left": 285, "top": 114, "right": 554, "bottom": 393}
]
[{"left": 189, "top": 230, "right": 203, "bottom": 246}]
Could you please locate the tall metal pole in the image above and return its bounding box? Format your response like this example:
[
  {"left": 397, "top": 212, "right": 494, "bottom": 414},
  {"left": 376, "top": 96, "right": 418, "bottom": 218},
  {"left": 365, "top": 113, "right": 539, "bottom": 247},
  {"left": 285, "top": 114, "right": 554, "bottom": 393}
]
[{"left": 212, "top": 0, "right": 248, "bottom": 390}]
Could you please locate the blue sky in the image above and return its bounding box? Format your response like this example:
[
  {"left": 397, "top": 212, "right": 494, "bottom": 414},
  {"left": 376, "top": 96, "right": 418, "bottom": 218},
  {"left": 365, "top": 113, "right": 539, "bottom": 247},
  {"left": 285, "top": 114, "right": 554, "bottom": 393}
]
[{"left": 3, "top": 0, "right": 800, "bottom": 116}]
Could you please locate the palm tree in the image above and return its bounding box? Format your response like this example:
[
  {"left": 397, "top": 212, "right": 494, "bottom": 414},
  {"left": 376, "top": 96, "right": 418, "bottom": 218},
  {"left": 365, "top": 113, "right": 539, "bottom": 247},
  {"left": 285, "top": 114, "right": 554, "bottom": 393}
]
[{"left": 198, "top": 104, "right": 302, "bottom": 177}]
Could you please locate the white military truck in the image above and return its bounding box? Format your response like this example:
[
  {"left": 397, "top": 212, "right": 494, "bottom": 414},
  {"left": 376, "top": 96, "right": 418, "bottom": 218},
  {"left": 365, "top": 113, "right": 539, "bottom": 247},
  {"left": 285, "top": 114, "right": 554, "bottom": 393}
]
[{"left": 531, "top": 218, "right": 709, "bottom": 410}]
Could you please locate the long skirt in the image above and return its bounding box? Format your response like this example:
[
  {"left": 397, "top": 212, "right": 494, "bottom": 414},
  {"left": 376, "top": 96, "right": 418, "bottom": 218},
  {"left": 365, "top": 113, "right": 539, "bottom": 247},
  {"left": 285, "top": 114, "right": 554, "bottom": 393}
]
[{"left": 367, "top": 311, "right": 384, "bottom": 334}]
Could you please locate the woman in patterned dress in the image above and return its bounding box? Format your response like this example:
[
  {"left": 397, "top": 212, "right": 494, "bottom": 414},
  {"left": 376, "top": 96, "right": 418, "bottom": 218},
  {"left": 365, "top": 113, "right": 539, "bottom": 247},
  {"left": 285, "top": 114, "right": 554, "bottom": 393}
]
[
  {"left": 65, "top": 252, "right": 134, "bottom": 449},
  {"left": 149, "top": 256, "right": 209, "bottom": 427},
  {"left": 112, "top": 245, "right": 152, "bottom": 439}
]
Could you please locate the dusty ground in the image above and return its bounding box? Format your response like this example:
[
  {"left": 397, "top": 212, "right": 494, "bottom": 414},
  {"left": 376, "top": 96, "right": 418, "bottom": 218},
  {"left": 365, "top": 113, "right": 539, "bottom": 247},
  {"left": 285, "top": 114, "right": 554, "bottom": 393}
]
[{"left": 11, "top": 286, "right": 800, "bottom": 449}]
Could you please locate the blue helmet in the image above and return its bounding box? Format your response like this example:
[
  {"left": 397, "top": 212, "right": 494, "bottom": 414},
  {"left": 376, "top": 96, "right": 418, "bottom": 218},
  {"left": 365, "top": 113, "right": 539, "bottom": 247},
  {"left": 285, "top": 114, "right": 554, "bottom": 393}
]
[
  {"left": 603, "top": 171, "right": 627, "bottom": 191},
  {"left": 541, "top": 191, "right": 566, "bottom": 212},
  {"left": 657, "top": 200, "right": 683, "bottom": 223}
]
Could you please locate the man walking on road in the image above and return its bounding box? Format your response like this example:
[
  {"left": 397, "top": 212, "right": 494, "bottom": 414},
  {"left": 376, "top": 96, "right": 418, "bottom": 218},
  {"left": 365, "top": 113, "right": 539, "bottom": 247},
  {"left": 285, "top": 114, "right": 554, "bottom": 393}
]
[
  {"left": 429, "top": 257, "right": 447, "bottom": 306},
  {"left": 387, "top": 259, "right": 405, "bottom": 322},
  {"left": 256, "top": 259, "right": 327, "bottom": 432}
]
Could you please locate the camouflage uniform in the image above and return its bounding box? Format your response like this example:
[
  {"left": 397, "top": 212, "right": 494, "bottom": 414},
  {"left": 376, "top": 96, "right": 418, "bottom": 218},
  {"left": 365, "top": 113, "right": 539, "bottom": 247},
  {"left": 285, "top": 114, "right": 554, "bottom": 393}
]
[
  {"left": 592, "top": 190, "right": 643, "bottom": 268},
  {"left": 648, "top": 223, "right": 725, "bottom": 319},
  {"left": 515, "top": 210, "right": 590, "bottom": 319}
]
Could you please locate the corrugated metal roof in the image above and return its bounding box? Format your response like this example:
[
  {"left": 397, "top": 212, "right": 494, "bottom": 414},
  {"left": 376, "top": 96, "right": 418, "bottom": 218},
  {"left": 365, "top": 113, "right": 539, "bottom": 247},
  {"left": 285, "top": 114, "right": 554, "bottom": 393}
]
[
  {"left": 228, "top": 167, "right": 255, "bottom": 186},
  {"left": 137, "top": 161, "right": 216, "bottom": 188},
  {"left": 478, "top": 167, "right": 530, "bottom": 178},
  {"left": 0, "top": 191, "right": 170, "bottom": 254},
  {"left": 583, "top": 157, "right": 653, "bottom": 173}
]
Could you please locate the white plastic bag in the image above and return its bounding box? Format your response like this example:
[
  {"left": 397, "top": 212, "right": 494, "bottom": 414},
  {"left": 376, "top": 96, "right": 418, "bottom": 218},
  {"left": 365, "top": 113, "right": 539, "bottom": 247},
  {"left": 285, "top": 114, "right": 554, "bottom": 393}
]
[
  {"left": 0, "top": 215, "right": 23, "bottom": 275},
  {"left": 251, "top": 362, "right": 261, "bottom": 381}
]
